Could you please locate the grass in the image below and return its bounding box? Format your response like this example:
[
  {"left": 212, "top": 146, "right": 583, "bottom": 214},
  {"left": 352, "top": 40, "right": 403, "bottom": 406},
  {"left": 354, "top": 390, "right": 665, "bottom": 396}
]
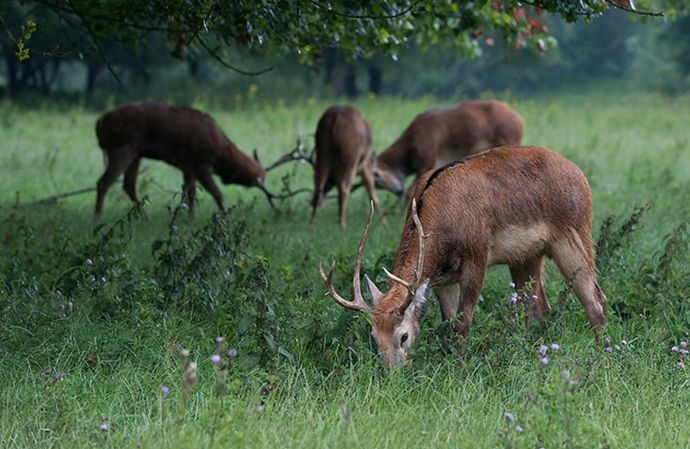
[{"left": 0, "top": 91, "right": 689, "bottom": 449}]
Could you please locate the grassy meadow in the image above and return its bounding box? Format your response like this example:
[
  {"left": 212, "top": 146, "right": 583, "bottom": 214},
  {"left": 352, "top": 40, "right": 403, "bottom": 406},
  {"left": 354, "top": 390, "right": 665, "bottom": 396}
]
[{"left": 0, "top": 92, "right": 689, "bottom": 449}]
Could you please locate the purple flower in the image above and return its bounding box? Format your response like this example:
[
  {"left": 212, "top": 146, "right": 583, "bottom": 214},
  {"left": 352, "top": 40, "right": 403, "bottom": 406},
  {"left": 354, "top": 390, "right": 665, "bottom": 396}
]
[
  {"left": 180, "top": 348, "right": 190, "bottom": 358},
  {"left": 227, "top": 348, "right": 238, "bottom": 358},
  {"left": 540, "top": 357, "right": 549, "bottom": 366},
  {"left": 539, "top": 345, "right": 548, "bottom": 357},
  {"left": 614, "top": 344, "right": 621, "bottom": 351},
  {"left": 680, "top": 349, "right": 689, "bottom": 356},
  {"left": 510, "top": 292, "right": 518, "bottom": 304},
  {"left": 504, "top": 411, "right": 515, "bottom": 422},
  {"left": 211, "top": 354, "right": 222, "bottom": 365},
  {"left": 681, "top": 341, "right": 688, "bottom": 348},
  {"left": 550, "top": 343, "right": 560, "bottom": 351},
  {"left": 100, "top": 422, "right": 108, "bottom": 432},
  {"left": 215, "top": 336, "right": 224, "bottom": 344},
  {"left": 677, "top": 361, "right": 686, "bottom": 369},
  {"left": 515, "top": 425, "right": 523, "bottom": 432},
  {"left": 55, "top": 290, "right": 63, "bottom": 299},
  {"left": 621, "top": 339, "right": 628, "bottom": 345},
  {"left": 561, "top": 370, "right": 570, "bottom": 380},
  {"left": 604, "top": 347, "right": 612, "bottom": 353},
  {"left": 509, "top": 282, "right": 516, "bottom": 289},
  {"left": 671, "top": 346, "right": 679, "bottom": 353},
  {"left": 160, "top": 385, "right": 170, "bottom": 396}
]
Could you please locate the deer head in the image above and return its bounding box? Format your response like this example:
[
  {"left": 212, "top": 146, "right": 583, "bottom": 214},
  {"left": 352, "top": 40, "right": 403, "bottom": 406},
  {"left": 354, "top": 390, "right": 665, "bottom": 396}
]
[
  {"left": 372, "top": 157, "right": 405, "bottom": 196},
  {"left": 319, "top": 200, "right": 429, "bottom": 368}
]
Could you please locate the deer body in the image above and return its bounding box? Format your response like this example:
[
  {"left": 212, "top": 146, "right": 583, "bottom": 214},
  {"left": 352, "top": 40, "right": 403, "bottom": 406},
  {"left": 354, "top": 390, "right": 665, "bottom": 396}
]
[
  {"left": 373, "top": 100, "right": 524, "bottom": 194},
  {"left": 321, "top": 146, "right": 607, "bottom": 368},
  {"left": 311, "top": 105, "right": 379, "bottom": 227},
  {"left": 94, "top": 102, "right": 266, "bottom": 215}
]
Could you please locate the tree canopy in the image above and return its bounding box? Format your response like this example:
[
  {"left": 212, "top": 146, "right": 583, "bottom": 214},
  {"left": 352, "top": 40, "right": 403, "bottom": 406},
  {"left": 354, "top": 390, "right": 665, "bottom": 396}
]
[{"left": 5, "top": 0, "right": 686, "bottom": 76}]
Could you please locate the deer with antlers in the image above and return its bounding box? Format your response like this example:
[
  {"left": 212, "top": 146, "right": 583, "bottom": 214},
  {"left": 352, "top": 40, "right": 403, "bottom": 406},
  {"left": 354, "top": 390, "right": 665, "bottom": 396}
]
[
  {"left": 94, "top": 102, "right": 277, "bottom": 215},
  {"left": 372, "top": 100, "right": 524, "bottom": 195},
  {"left": 321, "top": 146, "right": 607, "bottom": 368}
]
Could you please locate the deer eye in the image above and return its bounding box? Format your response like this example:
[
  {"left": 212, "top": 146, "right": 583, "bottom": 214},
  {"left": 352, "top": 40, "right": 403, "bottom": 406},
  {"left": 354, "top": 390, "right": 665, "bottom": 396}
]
[{"left": 400, "top": 332, "right": 409, "bottom": 346}]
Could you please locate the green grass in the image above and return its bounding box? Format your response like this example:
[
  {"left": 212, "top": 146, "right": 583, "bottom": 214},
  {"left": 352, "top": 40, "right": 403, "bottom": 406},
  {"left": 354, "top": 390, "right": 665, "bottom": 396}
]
[{"left": 0, "top": 92, "right": 689, "bottom": 449}]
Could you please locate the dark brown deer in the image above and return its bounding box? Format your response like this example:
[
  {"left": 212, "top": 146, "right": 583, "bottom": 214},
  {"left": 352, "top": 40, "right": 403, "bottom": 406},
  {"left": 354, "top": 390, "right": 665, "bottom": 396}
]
[
  {"left": 321, "top": 146, "right": 607, "bottom": 368},
  {"left": 310, "top": 105, "right": 380, "bottom": 228},
  {"left": 373, "top": 100, "right": 524, "bottom": 195},
  {"left": 94, "top": 102, "right": 272, "bottom": 215}
]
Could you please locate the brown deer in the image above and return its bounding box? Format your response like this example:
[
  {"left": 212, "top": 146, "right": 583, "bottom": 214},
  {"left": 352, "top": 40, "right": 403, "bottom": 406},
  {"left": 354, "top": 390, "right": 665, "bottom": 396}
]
[
  {"left": 310, "top": 105, "right": 380, "bottom": 228},
  {"left": 94, "top": 101, "right": 273, "bottom": 215},
  {"left": 373, "top": 100, "right": 524, "bottom": 195},
  {"left": 321, "top": 146, "right": 607, "bottom": 368}
]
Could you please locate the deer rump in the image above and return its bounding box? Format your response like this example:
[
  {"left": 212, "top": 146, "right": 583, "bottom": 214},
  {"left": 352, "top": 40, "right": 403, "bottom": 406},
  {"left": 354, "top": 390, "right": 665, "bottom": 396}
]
[
  {"left": 311, "top": 105, "right": 378, "bottom": 227},
  {"left": 94, "top": 102, "right": 265, "bottom": 214}
]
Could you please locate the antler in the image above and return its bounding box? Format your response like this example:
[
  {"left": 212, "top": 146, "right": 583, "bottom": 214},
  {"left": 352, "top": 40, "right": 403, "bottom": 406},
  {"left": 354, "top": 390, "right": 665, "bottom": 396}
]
[
  {"left": 319, "top": 201, "right": 375, "bottom": 312},
  {"left": 383, "top": 198, "right": 427, "bottom": 295},
  {"left": 265, "top": 138, "right": 314, "bottom": 171}
]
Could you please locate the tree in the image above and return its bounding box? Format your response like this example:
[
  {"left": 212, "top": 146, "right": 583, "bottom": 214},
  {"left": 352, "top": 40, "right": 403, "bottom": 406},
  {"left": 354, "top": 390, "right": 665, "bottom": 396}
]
[{"left": 4, "top": 0, "right": 686, "bottom": 79}]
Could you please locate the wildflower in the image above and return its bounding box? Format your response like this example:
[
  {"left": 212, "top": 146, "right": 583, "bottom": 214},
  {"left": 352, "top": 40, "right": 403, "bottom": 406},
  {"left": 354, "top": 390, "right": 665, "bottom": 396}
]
[
  {"left": 211, "top": 354, "right": 222, "bottom": 365},
  {"left": 539, "top": 345, "right": 548, "bottom": 357},
  {"left": 614, "top": 344, "right": 621, "bottom": 351},
  {"left": 227, "top": 348, "right": 238, "bottom": 358},
  {"left": 160, "top": 385, "right": 170, "bottom": 396},
  {"left": 67, "top": 301, "right": 74, "bottom": 310},
  {"left": 101, "top": 276, "right": 107, "bottom": 284},
  {"left": 621, "top": 339, "right": 628, "bottom": 345},
  {"left": 256, "top": 404, "right": 265, "bottom": 413},
  {"left": 677, "top": 361, "right": 686, "bottom": 369},
  {"left": 86, "top": 258, "right": 94, "bottom": 266},
  {"left": 504, "top": 412, "right": 515, "bottom": 422},
  {"left": 55, "top": 290, "right": 63, "bottom": 299},
  {"left": 671, "top": 346, "right": 679, "bottom": 353},
  {"left": 87, "top": 275, "right": 96, "bottom": 283},
  {"left": 515, "top": 425, "right": 523, "bottom": 432},
  {"left": 550, "top": 343, "right": 560, "bottom": 351},
  {"left": 604, "top": 347, "right": 612, "bottom": 353},
  {"left": 540, "top": 357, "right": 549, "bottom": 366},
  {"left": 527, "top": 392, "right": 536, "bottom": 402},
  {"left": 510, "top": 292, "right": 518, "bottom": 304},
  {"left": 681, "top": 341, "right": 688, "bottom": 348},
  {"left": 180, "top": 348, "right": 190, "bottom": 358},
  {"left": 100, "top": 422, "right": 108, "bottom": 432},
  {"left": 680, "top": 349, "right": 689, "bottom": 356},
  {"left": 532, "top": 294, "right": 538, "bottom": 300},
  {"left": 509, "top": 282, "right": 516, "bottom": 289},
  {"left": 215, "top": 336, "right": 224, "bottom": 345},
  {"left": 561, "top": 370, "right": 570, "bottom": 380}
]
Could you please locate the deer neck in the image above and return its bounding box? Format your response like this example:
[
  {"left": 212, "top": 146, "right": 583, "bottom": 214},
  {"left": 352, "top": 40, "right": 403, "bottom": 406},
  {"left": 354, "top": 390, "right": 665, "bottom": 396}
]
[{"left": 379, "top": 139, "right": 413, "bottom": 176}]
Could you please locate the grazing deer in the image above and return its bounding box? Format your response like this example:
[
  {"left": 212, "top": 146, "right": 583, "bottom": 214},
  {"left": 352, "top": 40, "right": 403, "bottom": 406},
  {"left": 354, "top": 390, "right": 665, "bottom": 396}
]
[
  {"left": 94, "top": 102, "right": 274, "bottom": 215},
  {"left": 309, "top": 105, "right": 380, "bottom": 228},
  {"left": 321, "top": 146, "right": 607, "bottom": 368},
  {"left": 373, "top": 100, "right": 523, "bottom": 195}
]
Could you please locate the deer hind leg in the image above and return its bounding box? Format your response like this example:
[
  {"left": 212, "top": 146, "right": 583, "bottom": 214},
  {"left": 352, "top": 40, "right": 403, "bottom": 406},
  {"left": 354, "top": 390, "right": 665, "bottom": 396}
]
[
  {"left": 549, "top": 229, "right": 607, "bottom": 335},
  {"left": 360, "top": 163, "right": 384, "bottom": 222},
  {"left": 182, "top": 171, "right": 197, "bottom": 212},
  {"left": 196, "top": 166, "right": 225, "bottom": 211},
  {"left": 95, "top": 145, "right": 137, "bottom": 216},
  {"left": 123, "top": 157, "right": 141, "bottom": 203},
  {"left": 310, "top": 175, "right": 331, "bottom": 225},
  {"left": 509, "top": 256, "right": 550, "bottom": 321},
  {"left": 337, "top": 181, "right": 352, "bottom": 229}
]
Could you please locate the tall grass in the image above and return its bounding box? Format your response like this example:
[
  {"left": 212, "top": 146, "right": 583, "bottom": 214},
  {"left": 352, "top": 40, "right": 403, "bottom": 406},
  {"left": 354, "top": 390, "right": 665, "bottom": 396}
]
[{"left": 0, "top": 92, "right": 688, "bottom": 449}]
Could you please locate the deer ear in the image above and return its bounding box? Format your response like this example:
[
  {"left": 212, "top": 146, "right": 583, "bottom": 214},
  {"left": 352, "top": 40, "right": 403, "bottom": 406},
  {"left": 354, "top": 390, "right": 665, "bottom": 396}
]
[
  {"left": 405, "top": 279, "right": 430, "bottom": 319},
  {"left": 365, "top": 273, "right": 383, "bottom": 306}
]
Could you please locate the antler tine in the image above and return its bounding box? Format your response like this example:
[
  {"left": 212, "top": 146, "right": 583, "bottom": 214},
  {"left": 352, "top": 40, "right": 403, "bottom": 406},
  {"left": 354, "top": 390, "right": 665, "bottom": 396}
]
[
  {"left": 382, "top": 267, "right": 414, "bottom": 292},
  {"left": 319, "top": 261, "right": 371, "bottom": 312},
  {"left": 352, "top": 201, "right": 375, "bottom": 308},
  {"left": 265, "top": 138, "right": 314, "bottom": 171},
  {"left": 411, "top": 198, "right": 427, "bottom": 288}
]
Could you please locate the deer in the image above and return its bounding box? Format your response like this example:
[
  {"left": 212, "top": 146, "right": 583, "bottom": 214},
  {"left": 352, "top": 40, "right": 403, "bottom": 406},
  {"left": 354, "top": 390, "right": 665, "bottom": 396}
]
[
  {"left": 372, "top": 100, "right": 524, "bottom": 195},
  {"left": 320, "top": 146, "right": 607, "bottom": 368},
  {"left": 94, "top": 101, "right": 276, "bottom": 216},
  {"left": 308, "top": 105, "right": 380, "bottom": 228}
]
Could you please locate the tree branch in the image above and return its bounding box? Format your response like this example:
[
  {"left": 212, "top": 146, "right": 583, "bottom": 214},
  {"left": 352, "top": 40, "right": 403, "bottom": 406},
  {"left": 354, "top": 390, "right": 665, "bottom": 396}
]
[
  {"left": 604, "top": 0, "right": 664, "bottom": 17},
  {"left": 306, "top": 0, "right": 422, "bottom": 20},
  {"left": 195, "top": 36, "right": 273, "bottom": 76}
]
